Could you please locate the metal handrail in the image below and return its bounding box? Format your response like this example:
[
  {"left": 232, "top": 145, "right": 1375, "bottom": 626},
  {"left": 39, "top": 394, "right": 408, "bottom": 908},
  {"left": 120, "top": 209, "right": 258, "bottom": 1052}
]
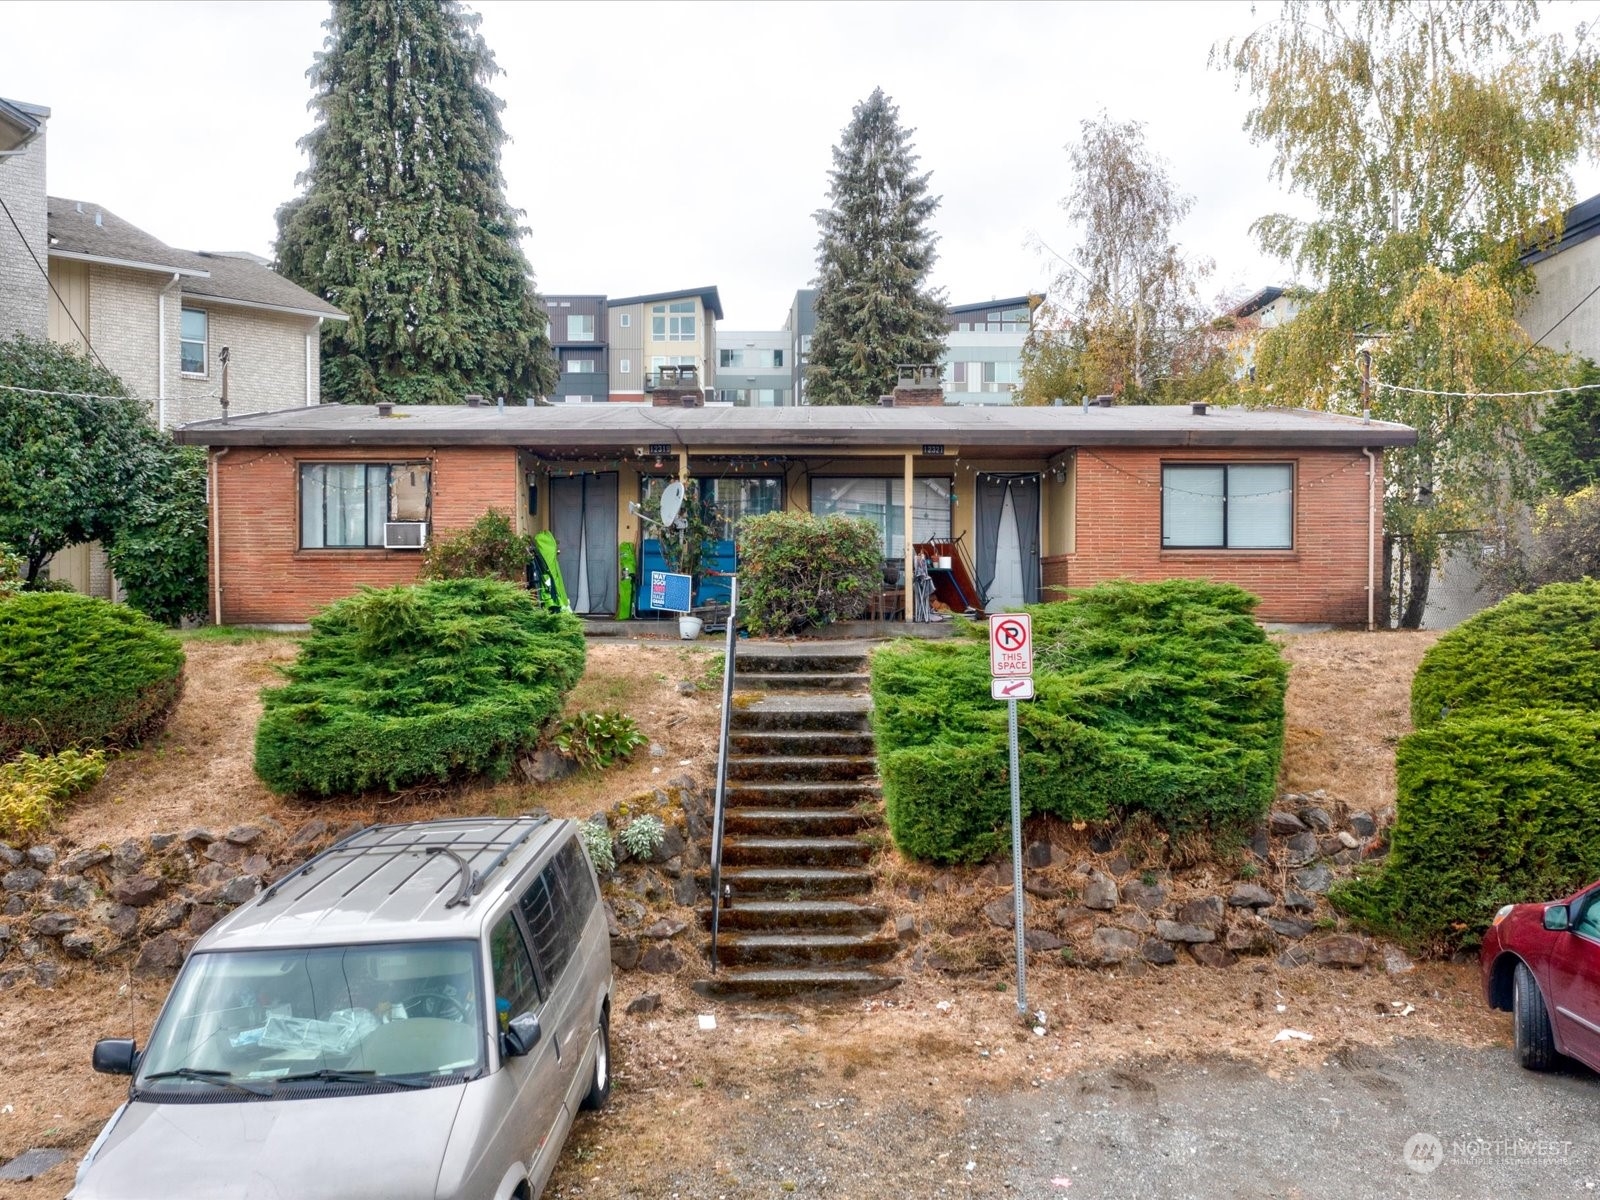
[{"left": 707, "top": 573, "right": 739, "bottom": 971}]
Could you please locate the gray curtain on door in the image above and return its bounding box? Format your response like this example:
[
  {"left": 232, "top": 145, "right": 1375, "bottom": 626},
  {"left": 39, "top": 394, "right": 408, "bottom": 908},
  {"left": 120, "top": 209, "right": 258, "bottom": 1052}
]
[
  {"left": 1010, "top": 475, "right": 1042, "bottom": 605},
  {"left": 974, "top": 475, "right": 1042, "bottom": 607},
  {"left": 582, "top": 473, "right": 618, "bottom": 616},
  {"left": 549, "top": 474, "right": 618, "bottom": 616},
  {"left": 973, "top": 474, "right": 1009, "bottom": 607}
]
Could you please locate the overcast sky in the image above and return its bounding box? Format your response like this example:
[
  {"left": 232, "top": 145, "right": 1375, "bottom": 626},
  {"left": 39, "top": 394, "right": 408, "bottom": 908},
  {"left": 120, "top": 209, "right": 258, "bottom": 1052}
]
[{"left": 5, "top": 0, "right": 1598, "bottom": 330}]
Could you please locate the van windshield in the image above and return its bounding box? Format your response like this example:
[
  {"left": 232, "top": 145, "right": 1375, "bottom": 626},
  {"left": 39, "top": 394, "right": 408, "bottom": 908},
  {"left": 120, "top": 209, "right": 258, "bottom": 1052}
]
[{"left": 136, "top": 941, "right": 484, "bottom": 1094}]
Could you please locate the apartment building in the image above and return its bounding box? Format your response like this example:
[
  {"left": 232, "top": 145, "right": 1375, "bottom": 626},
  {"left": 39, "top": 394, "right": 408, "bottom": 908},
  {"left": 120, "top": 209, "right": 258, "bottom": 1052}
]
[
  {"left": 543, "top": 294, "right": 609, "bottom": 403},
  {"left": 714, "top": 328, "right": 790, "bottom": 406},
  {"left": 941, "top": 296, "right": 1034, "bottom": 403},
  {"left": 604, "top": 287, "right": 722, "bottom": 402}
]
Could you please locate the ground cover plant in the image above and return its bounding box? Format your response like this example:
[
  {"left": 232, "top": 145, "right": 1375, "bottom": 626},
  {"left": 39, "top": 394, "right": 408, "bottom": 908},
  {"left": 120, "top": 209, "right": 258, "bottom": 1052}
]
[
  {"left": 872, "top": 579, "right": 1287, "bottom": 862},
  {"left": 737, "top": 510, "right": 882, "bottom": 635},
  {"left": 1335, "top": 580, "right": 1600, "bottom": 952},
  {"left": 254, "top": 578, "right": 585, "bottom": 796},
  {"left": 0, "top": 748, "right": 107, "bottom": 842},
  {"left": 0, "top": 592, "right": 186, "bottom": 755}
]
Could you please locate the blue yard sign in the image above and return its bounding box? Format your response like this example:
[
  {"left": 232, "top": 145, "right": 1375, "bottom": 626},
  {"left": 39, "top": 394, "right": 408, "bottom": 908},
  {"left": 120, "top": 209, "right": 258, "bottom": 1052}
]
[{"left": 649, "top": 571, "right": 694, "bottom": 613}]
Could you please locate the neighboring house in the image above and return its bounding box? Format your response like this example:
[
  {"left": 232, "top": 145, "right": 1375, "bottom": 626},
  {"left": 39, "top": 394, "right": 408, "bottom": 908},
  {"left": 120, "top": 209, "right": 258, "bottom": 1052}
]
[
  {"left": 544, "top": 294, "right": 609, "bottom": 403},
  {"left": 1225, "top": 286, "right": 1302, "bottom": 381},
  {"left": 1519, "top": 191, "right": 1600, "bottom": 359},
  {"left": 0, "top": 96, "right": 345, "bottom": 596},
  {"left": 604, "top": 287, "right": 722, "bottom": 402},
  {"left": 175, "top": 388, "right": 1414, "bottom": 629},
  {"left": 941, "top": 297, "right": 1034, "bottom": 403}
]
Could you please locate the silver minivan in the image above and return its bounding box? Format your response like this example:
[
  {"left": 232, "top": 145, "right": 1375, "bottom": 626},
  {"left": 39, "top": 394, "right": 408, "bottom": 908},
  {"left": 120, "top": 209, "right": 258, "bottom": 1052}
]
[{"left": 71, "top": 816, "right": 614, "bottom": 1200}]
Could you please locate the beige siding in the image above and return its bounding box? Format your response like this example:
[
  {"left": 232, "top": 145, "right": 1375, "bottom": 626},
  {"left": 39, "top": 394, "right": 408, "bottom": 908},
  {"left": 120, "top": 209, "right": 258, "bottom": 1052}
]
[
  {"left": 47, "top": 258, "right": 90, "bottom": 351},
  {"left": 168, "top": 301, "right": 319, "bottom": 426},
  {"left": 87, "top": 263, "right": 162, "bottom": 402},
  {"left": 0, "top": 123, "right": 47, "bottom": 340},
  {"left": 608, "top": 303, "right": 646, "bottom": 396},
  {"left": 1523, "top": 236, "right": 1600, "bottom": 359}
]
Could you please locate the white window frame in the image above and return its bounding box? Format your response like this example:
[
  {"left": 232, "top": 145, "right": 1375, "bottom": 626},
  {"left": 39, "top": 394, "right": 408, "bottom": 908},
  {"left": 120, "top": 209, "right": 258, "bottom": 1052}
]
[
  {"left": 618, "top": 357, "right": 631, "bottom": 375},
  {"left": 809, "top": 476, "right": 953, "bottom": 558},
  {"left": 566, "top": 359, "right": 596, "bottom": 374},
  {"left": 566, "top": 314, "right": 595, "bottom": 341},
  {"left": 180, "top": 307, "right": 208, "bottom": 378},
  {"left": 619, "top": 313, "right": 631, "bottom": 328}
]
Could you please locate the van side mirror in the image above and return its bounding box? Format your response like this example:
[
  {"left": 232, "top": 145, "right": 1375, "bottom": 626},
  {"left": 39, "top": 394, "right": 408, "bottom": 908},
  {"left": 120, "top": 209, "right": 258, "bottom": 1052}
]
[
  {"left": 501, "top": 1013, "right": 542, "bottom": 1059},
  {"left": 93, "top": 1038, "right": 138, "bottom": 1075},
  {"left": 1544, "top": 904, "right": 1571, "bottom": 932}
]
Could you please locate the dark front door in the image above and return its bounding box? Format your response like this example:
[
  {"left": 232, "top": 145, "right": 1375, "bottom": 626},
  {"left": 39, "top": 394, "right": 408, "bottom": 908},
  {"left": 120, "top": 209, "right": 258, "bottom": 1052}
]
[
  {"left": 974, "top": 474, "right": 1041, "bottom": 610},
  {"left": 549, "top": 473, "right": 618, "bottom": 616}
]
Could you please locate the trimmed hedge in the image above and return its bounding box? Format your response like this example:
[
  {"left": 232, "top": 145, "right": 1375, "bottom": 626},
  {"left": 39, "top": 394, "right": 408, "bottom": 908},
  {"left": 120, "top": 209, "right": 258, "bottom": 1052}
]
[
  {"left": 254, "top": 578, "right": 585, "bottom": 796},
  {"left": 0, "top": 592, "right": 185, "bottom": 754},
  {"left": 873, "top": 580, "right": 1288, "bottom": 863},
  {"left": 737, "top": 510, "right": 882, "bottom": 635},
  {"left": 1334, "top": 579, "right": 1600, "bottom": 952}
]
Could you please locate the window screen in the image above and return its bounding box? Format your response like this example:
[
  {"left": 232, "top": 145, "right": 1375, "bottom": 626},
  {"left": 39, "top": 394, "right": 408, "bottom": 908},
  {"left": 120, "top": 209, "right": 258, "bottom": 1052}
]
[{"left": 1161, "top": 464, "right": 1292, "bottom": 549}]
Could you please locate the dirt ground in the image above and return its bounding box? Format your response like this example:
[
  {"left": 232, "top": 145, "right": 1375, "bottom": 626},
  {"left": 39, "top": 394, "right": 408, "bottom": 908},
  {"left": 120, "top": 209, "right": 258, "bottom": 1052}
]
[{"left": 1, "top": 628, "right": 1512, "bottom": 1199}]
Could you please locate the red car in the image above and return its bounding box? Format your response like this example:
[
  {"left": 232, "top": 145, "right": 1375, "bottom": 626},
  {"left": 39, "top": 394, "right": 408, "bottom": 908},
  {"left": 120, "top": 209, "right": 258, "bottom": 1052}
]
[{"left": 1481, "top": 878, "right": 1600, "bottom": 1071}]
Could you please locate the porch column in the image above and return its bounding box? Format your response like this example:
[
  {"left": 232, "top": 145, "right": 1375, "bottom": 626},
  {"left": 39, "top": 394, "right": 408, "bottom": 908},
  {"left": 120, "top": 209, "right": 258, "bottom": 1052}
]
[
  {"left": 904, "top": 451, "right": 915, "bottom": 625},
  {"left": 678, "top": 448, "right": 690, "bottom": 487}
]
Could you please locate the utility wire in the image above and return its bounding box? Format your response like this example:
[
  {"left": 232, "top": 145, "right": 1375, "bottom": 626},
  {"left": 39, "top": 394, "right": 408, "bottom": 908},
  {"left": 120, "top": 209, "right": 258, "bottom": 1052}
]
[
  {"left": 0, "top": 191, "right": 110, "bottom": 373},
  {"left": 0, "top": 382, "right": 144, "bottom": 402},
  {"left": 1372, "top": 379, "right": 1600, "bottom": 400}
]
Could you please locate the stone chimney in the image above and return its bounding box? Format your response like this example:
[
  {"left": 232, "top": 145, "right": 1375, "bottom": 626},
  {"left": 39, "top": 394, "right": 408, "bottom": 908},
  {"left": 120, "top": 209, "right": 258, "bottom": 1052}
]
[{"left": 880, "top": 363, "right": 945, "bottom": 407}]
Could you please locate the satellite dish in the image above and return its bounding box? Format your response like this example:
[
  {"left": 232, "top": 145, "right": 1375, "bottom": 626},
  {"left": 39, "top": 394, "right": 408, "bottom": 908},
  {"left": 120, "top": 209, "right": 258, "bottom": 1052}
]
[{"left": 659, "top": 480, "right": 685, "bottom": 529}]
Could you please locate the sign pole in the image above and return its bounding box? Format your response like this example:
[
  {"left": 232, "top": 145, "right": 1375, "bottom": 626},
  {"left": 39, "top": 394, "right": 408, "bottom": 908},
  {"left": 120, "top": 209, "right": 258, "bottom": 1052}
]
[{"left": 1009, "top": 695, "right": 1027, "bottom": 1015}]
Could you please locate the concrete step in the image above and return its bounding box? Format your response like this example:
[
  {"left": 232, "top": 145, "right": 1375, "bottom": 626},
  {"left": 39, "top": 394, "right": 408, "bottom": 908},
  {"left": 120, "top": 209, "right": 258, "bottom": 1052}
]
[
  {"left": 730, "top": 731, "right": 876, "bottom": 757},
  {"left": 735, "top": 651, "right": 869, "bottom": 676},
  {"left": 727, "top": 755, "right": 877, "bottom": 783},
  {"left": 691, "top": 968, "right": 902, "bottom": 1003},
  {"left": 723, "top": 781, "right": 880, "bottom": 809},
  {"left": 698, "top": 899, "right": 889, "bottom": 933},
  {"left": 737, "top": 672, "right": 872, "bottom": 693},
  {"left": 712, "top": 931, "right": 899, "bottom": 968},
  {"left": 723, "top": 808, "right": 873, "bottom": 838},
  {"left": 730, "top": 695, "right": 872, "bottom": 733},
  {"left": 710, "top": 866, "right": 875, "bottom": 899},
  {"left": 721, "top": 836, "right": 873, "bottom": 868}
]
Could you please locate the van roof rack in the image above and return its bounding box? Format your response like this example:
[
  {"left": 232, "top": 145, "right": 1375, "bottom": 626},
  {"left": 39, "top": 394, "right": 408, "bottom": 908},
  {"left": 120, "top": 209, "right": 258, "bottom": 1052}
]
[{"left": 261, "top": 816, "right": 551, "bottom": 910}]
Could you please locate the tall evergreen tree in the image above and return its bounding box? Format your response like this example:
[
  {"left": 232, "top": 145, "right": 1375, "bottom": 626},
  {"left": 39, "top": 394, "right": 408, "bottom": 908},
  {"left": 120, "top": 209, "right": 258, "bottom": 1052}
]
[
  {"left": 275, "top": 0, "right": 556, "bottom": 405},
  {"left": 807, "top": 89, "right": 947, "bottom": 406}
]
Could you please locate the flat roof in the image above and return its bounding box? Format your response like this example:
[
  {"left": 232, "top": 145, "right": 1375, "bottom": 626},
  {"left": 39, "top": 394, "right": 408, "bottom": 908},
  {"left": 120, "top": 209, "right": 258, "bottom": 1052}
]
[{"left": 174, "top": 402, "right": 1416, "bottom": 453}]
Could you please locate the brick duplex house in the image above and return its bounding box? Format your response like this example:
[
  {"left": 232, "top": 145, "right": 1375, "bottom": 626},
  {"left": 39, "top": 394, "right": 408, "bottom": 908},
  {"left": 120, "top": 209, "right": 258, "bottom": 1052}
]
[
  {"left": 0, "top": 97, "right": 345, "bottom": 593},
  {"left": 174, "top": 386, "right": 1416, "bottom": 630}
]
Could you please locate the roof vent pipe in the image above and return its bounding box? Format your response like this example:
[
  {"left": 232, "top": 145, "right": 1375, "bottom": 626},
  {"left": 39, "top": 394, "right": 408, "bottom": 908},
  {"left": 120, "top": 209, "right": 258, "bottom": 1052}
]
[
  {"left": 1192, "top": 401, "right": 1208, "bottom": 416},
  {"left": 376, "top": 402, "right": 394, "bottom": 417},
  {"left": 465, "top": 394, "right": 483, "bottom": 407}
]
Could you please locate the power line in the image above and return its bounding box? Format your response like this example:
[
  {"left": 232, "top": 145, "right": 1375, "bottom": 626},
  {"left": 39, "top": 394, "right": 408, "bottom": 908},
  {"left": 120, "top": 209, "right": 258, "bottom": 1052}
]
[
  {"left": 1372, "top": 379, "right": 1600, "bottom": 400},
  {"left": 0, "top": 382, "right": 147, "bottom": 403},
  {"left": 0, "top": 191, "right": 110, "bottom": 374}
]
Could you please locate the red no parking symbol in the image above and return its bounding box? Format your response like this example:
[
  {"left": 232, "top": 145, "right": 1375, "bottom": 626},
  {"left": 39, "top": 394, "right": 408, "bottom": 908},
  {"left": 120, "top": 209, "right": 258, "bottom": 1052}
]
[{"left": 989, "top": 612, "right": 1033, "bottom": 677}]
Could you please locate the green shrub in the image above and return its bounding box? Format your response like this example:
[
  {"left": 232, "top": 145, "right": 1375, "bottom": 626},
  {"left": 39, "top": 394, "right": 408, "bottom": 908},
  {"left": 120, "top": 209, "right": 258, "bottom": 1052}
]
[
  {"left": 737, "top": 510, "right": 882, "bottom": 635},
  {"left": 0, "top": 593, "right": 186, "bottom": 755},
  {"left": 873, "top": 580, "right": 1287, "bottom": 863},
  {"left": 0, "top": 546, "right": 26, "bottom": 600},
  {"left": 105, "top": 443, "right": 209, "bottom": 625},
  {"left": 1334, "top": 579, "right": 1600, "bottom": 952},
  {"left": 1334, "top": 710, "right": 1600, "bottom": 953},
  {"left": 1409, "top": 579, "right": 1600, "bottom": 729},
  {"left": 0, "top": 748, "right": 107, "bottom": 842},
  {"left": 553, "top": 710, "right": 648, "bottom": 771},
  {"left": 420, "top": 509, "right": 533, "bottom": 582},
  {"left": 253, "top": 578, "right": 585, "bottom": 796},
  {"left": 579, "top": 818, "right": 616, "bottom": 875}
]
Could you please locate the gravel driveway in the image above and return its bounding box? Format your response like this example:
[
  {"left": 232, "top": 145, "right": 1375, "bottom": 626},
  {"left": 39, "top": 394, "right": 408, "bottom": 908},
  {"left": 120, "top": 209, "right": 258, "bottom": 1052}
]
[
  {"left": 977, "top": 1038, "right": 1596, "bottom": 1199},
  {"left": 552, "top": 1037, "right": 1596, "bottom": 1200}
]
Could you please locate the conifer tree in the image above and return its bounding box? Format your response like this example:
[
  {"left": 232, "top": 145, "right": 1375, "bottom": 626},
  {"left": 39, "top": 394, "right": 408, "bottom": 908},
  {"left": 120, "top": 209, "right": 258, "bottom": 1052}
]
[
  {"left": 807, "top": 89, "right": 947, "bottom": 406},
  {"left": 275, "top": 0, "right": 556, "bottom": 404}
]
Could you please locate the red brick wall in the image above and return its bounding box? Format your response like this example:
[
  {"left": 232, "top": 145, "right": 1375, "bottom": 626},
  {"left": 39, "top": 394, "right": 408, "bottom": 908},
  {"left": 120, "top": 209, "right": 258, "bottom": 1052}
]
[
  {"left": 1068, "top": 446, "right": 1382, "bottom": 626},
  {"left": 213, "top": 445, "right": 520, "bottom": 624}
]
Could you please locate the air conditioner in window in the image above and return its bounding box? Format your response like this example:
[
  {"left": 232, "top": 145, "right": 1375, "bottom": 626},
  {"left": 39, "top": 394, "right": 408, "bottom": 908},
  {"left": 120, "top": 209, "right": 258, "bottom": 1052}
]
[{"left": 383, "top": 521, "right": 429, "bottom": 550}]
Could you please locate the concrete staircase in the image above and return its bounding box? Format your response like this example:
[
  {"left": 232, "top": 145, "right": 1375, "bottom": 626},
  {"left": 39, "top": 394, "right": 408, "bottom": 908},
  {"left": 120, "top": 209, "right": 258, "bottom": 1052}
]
[{"left": 693, "top": 645, "right": 902, "bottom": 1002}]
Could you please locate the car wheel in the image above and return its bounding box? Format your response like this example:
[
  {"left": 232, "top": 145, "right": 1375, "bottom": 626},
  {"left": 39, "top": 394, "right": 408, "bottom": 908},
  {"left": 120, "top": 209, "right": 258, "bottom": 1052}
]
[
  {"left": 1513, "top": 961, "right": 1558, "bottom": 1071},
  {"left": 580, "top": 1011, "right": 611, "bottom": 1111}
]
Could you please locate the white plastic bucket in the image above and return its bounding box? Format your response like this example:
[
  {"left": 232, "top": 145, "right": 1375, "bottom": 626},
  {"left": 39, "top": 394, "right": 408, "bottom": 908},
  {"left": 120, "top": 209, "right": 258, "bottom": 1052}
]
[{"left": 678, "top": 615, "right": 703, "bottom": 640}]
